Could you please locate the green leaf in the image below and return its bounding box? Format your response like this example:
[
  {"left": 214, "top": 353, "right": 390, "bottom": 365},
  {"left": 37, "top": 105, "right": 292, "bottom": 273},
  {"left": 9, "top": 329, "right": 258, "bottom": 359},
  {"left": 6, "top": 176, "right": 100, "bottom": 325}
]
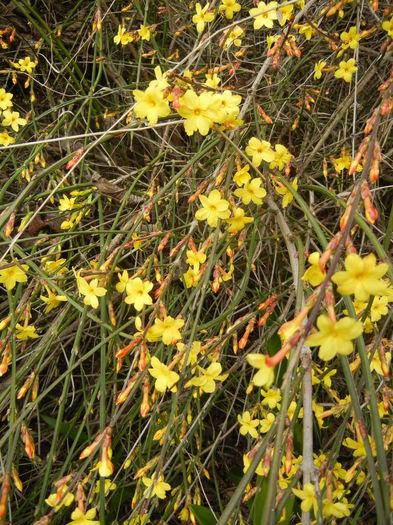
[{"left": 189, "top": 504, "right": 217, "bottom": 525}]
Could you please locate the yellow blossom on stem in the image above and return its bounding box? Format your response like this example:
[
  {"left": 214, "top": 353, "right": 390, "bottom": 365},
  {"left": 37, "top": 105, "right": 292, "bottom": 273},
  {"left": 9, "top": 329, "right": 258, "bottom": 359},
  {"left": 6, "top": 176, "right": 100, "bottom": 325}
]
[
  {"left": 245, "top": 137, "right": 275, "bottom": 167},
  {"left": 133, "top": 85, "right": 170, "bottom": 126},
  {"left": 77, "top": 276, "right": 107, "bottom": 309},
  {"left": 278, "top": 3, "right": 293, "bottom": 25},
  {"left": 114, "top": 25, "right": 133, "bottom": 45},
  {"left": 382, "top": 16, "right": 393, "bottom": 38},
  {"left": 45, "top": 485, "right": 74, "bottom": 512},
  {"left": 249, "top": 2, "right": 278, "bottom": 30},
  {"left": 0, "top": 263, "right": 28, "bottom": 290},
  {"left": 334, "top": 58, "right": 357, "bottom": 83},
  {"left": 125, "top": 278, "right": 153, "bottom": 311},
  {"left": 314, "top": 60, "right": 326, "bottom": 80},
  {"left": 186, "top": 249, "right": 206, "bottom": 270},
  {"left": 234, "top": 178, "right": 267, "bottom": 205},
  {"left": 195, "top": 189, "right": 230, "bottom": 227},
  {"left": 185, "top": 362, "right": 228, "bottom": 393},
  {"left": 40, "top": 289, "right": 67, "bottom": 313},
  {"left": 183, "top": 266, "right": 201, "bottom": 288},
  {"left": 0, "top": 131, "right": 15, "bottom": 146},
  {"left": 1, "top": 110, "right": 27, "bottom": 132},
  {"left": 260, "top": 412, "right": 275, "bottom": 433},
  {"left": 226, "top": 207, "right": 254, "bottom": 233},
  {"left": 223, "top": 25, "right": 244, "bottom": 48},
  {"left": 146, "top": 316, "right": 184, "bottom": 345},
  {"left": 219, "top": 0, "right": 241, "bottom": 20},
  {"left": 177, "top": 90, "right": 219, "bottom": 136},
  {"left": 138, "top": 25, "right": 151, "bottom": 41},
  {"left": 0, "top": 88, "right": 13, "bottom": 110},
  {"left": 148, "top": 356, "right": 180, "bottom": 392},
  {"left": 269, "top": 144, "right": 291, "bottom": 171},
  {"left": 193, "top": 3, "right": 215, "bottom": 34},
  {"left": 246, "top": 354, "right": 275, "bottom": 387},
  {"left": 66, "top": 507, "right": 99, "bottom": 525},
  {"left": 238, "top": 411, "right": 260, "bottom": 438},
  {"left": 16, "top": 323, "right": 39, "bottom": 340},
  {"left": 18, "top": 57, "right": 36, "bottom": 73},
  {"left": 302, "top": 252, "right": 326, "bottom": 287},
  {"left": 331, "top": 253, "right": 388, "bottom": 301},
  {"left": 142, "top": 475, "right": 171, "bottom": 499},
  {"left": 306, "top": 315, "right": 363, "bottom": 361},
  {"left": 292, "top": 483, "right": 318, "bottom": 514},
  {"left": 323, "top": 498, "right": 353, "bottom": 518},
  {"left": 340, "top": 26, "right": 361, "bottom": 50},
  {"left": 261, "top": 388, "right": 281, "bottom": 409},
  {"left": 274, "top": 177, "right": 298, "bottom": 208},
  {"left": 233, "top": 164, "right": 251, "bottom": 186},
  {"left": 116, "top": 270, "right": 132, "bottom": 293},
  {"left": 204, "top": 72, "right": 221, "bottom": 89},
  {"left": 58, "top": 194, "right": 76, "bottom": 211}
]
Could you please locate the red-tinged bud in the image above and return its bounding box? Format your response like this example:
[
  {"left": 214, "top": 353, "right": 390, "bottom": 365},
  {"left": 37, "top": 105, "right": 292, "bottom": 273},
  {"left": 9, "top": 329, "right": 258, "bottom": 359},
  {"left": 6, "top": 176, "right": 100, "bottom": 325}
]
[
  {"left": 21, "top": 422, "right": 35, "bottom": 459},
  {"left": 17, "top": 372, "right": 36, "bottom": 399},
  {"left": 259, "top": 295, "right": 277, "bottom": 312},
  {"left": 242, "top": 486, "right": 257, "bottom": 503},
  {"left": 239, "top": 317, "right": 256, "bottom": 350},
  {"left": 364, "top": 109, "right": 378, "bottom": 134},
  {"left": 266, "top": 332, "right": 301, "bottom": 367},
  {"left": 212, "top": 265, "right": 220, "bottom": 293},
  {"left": 229, "top": 61, "right": 241, "bottom": 76},
  {"left": 79, "top": 431, "right": 105, "bottom": 459},
  {"left": 349, "top": 137, "right": 369, "bottom": 175},
  {"left": 325, "top": 283, "right": 336, "bottom": 322},
  {"left": 179, "top": 417, "right": 187, "bottom": 442},
  {"left": 31, "top": 374, "right": 39, "bottom": 401},
  {"left": 232, "top": 332, "right": 238, "bottom": 355},
  {"left": 116, "top": 356, "right": 123, "bottom": 374},
  {"left": 256, "top": 105, "right": 273, "bottom": 124},
  {"left": 358, "top": 420, "right": 367, "bottom": 439},
  {"left": 157, "top": 232, "right": 170, "bottom": 253},
  {"left": 155, "top": 274, "right": 170, "bottom": 298},
  {"left": 99, "top": 429, "right": 114, "bottom": 477},
  {"left": 107, "top": 300, "right": 116, "bottom": 327},
  {"left": 292, "top": 115, "right": 299, "bottom": 131},
  {"left": 378, "top": 346, "right": 390, "bottom": 378},
  {"left": 94, "top": 8, "right": 102, "bottom": 32},
  {"left": 115, "top": 375, "right": 138, "bottom": 405},
  {"left": 326, "top": 1, "right": 344, "bottom": 17},
  {"left": 138, "top": 342, "right": 147, "bottom": 371},
  {"left": 140, "top": 376, "right": 150, "bottom": 417},
  {"left": 4, "top": 211, "right": 16, "bottom": 238},
  {"left": 370, "top": 0, "right": 378, "bottom": 10},
  {"left": 319, "top": 233, "right": 341, "bottom": 272},
  {"left": 143, "top": 201, "right": 153, "bottom": 222},
  {"left": 284, "top": 160, "right": 292, "bottom": 177},
  {"left": 186, "top": 165, "right": 193, "bottom": 178},
  {"left": 76, "top": 482, "right": 85, "bottom": 513},
  {"left": 378, "top": 78, "right": 393, "bottom": 92},
  {"left": 290, "top": 38, "right": 301, "bottom": 58},
  {"left": 238, "top": 228, "right": 247, "bottom": 249},
  {"left": 369, "top": 156, "right": 380, "bottom": 184},
  {"left": 0, "top": 342, "right": 11, "bottom": 376},
  {"left": 188, "top": 180, "right": 208, "bottom": 203},
  {"left": 380, "top": 97, "right": 392, "bottom": 116},
  {"left": 215, "top": 160, "right": 229, "bottom": 186},
  {"left": 383, "top": 386, "right": 390, "bottom": 412},
  {"left": 0, "top": 315, "right": 11, "bottom": 331},
  {"left": 65, "top": 147, "right": 85, "bottom": 170},
  {"left": 169, "top": 236, "right": 188, "bottom": 257},
  {"left": 267, "top": 35, "right": 283, "bottom": 58},
  {"left": 115, "top": 336, "right": 141, "bottom": 359},
  {"left": 0, "top": 473, "right": 10, "bottom": 521},
  {"left": 272, "top": 49, "right": 281, "bottom": 70},
  {"left": 323, "top": 158, "right": 328, "bottom": 179},
  {"left": 12, "top": 464, "right": 23, "bottom": 492}
]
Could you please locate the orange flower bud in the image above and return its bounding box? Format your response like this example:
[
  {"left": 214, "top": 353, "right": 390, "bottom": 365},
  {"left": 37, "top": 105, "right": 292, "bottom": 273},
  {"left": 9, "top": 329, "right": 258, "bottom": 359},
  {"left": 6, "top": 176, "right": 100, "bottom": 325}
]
[
  {"left": 256, "top": 105, "right": 273, "bottom": 124},
  {"left": 188, "top": 180, "right": 208, "bottom": 203},
  {"left": 158, "top": 232, "right": 171, "bottom": 253},
  {"left": 17, "top": 372, "right": 36, "bottom": 400},
  {"left": 79, "top": 431, "right": 105, "bottom": 460},
  {"left": 140, "top": 375, "right": 150, "bottom": 417},
  {"left": 4, "top": 211, "right": 15, "bottom": 238},
  {"left": 0, "top": 473, "right": 11, "bottom": 521},
  {"left": 12, "top": 464, "right": 23, "bottom": 492},
  {"left": 21, "top": 422, "right": 35, "bottom": 459},
  {"left": 0, "top": 342, "right": 11, "bottom": 376},
  {"left": 65, "top": 147, "right": 85, "bottom": 171}
]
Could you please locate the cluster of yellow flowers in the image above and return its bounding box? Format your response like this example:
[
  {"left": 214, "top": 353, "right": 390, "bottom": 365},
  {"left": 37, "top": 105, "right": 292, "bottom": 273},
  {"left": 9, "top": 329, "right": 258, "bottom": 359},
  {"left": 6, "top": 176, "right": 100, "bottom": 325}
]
[{"left": 0, "top": 87, "right": 26, "bottom": 146}]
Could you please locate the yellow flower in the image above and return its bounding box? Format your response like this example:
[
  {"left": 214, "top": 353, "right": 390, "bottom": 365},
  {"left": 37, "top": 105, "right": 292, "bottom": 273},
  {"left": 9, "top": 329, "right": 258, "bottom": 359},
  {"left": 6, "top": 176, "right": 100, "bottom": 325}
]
[
  {"left": 116, "top": 270, "right": 132, "bottom": 293},
  {"left": 193, "top": 3, "right": 215, "bottom": 34},
  {"left": 195, "top": 189, "right": 230, "bottom": 227},
  {"left": 148, "top": 356, "right": 180, "bottom": 392},
  {"left": 0, "top": 263, "right": 28, "bottom": 290},
  {"left": 40, "top": 289, "right": 67, "bottom": 313},
  {"left": 219, "top": 0, "right": 241, "bottom": 20},
  {"left": 322, "top": 498, "right": 352, "bottom": 518},
  {"left": 142, "top": 475, "right": 171, "bottom": 499},
  {"left": 233, "top": 164, "right": 251, "bottom": 186},
  {"left": 177, "top": 90, "right": 219, "bottom": 136},
  {"left": 114, "top": 26, "right": 133, "bottom": 46},
  {"left": 238, "top": 411, "right": 260, "bottom": 438},
  {"left": 146, "top": 316, "right": 184, "bottom": 345},
  {"left": 306, "top": 315, "right": 363, "bottom": 361},
  {"left": 249, "top": 1, "right": 278, "bottom": 30},
  {"left": 186, "top": 362, "right": 228, "bottom": 393},
  {"left": 45, "top": 485, "right": 74, "bottom": 512},
  {"left": 77, "top": 276, "right": 107, "bottom": 309},
  {"left": 138, "top": 25, "right": 151, "bottom": 41},
  {"left": 270, "top": 144, "right": 291, "bottom": 171},
  {"left": 314, "top": 60, "right": 326, "bottom": 80},
  {"left": 331, "top": 253, "right": 388, "bottom": 301},
  {"left": 178, "top": 340, "right": 202, "bottom": 370},
  {"left": 245, "top": 137, "right": 275, "bottom": 167},
  {"left": 246, "top": 354, "right": 275, "bottom": 387},
  {"left": 370, "top": 350, "right": 391, "bottom": 376},
  {"left": 1, "top": 110, "right": 27, "bottom": 132},
  {"left": 133, "top": 85, "right": 170, "bottom": 126},
  {"left": 334, "top": 58, "right": 357, "bottom": 83},
  {"left": 183, "top": 266, "right": 201, "bottom": 288},
  {"left": 370, "top": 296, "right": 389, "bottom": 322},
  {"left": 149, "top": 66, "right": 170, "bottom": 91},
  {"left": 274, "top": 177, "right": 298, "bottom": 208},
  {"left": 226, "top": 207, "right": 254, "bottom": 233},
  {"left": 343, "top": 436, "right": 370, "bottom": 458},
  {"left": 223, "top": 25, "right": 244, "bottom": 48},
  {"left": 18, "top": 57, "right": 36, "bottom": 74},
  {"left": 278, "top": 3, "right": 293, "bottom": 25},
  {"left": 382, "top": 16, "right": 393, "bottom": 38},
  {"left": 302, "top": 252, "right": 326, "bottom": 287},
  {"left": 0, "top": 88, "right": 13, "bottom": 110},
  {"left": 16, "top": 323, "right": 39, "bottom": 340},
  {"left": 340, "top": 26, "right": 360, "bottom": 50},
  {"left": 294, "top": 23, "right": 314, "bottom": 40},
  {"left": 292, "top": 483, "right": 318, "bottom": 515},
  {"left": 204, "top": 72, "right": 221, "bottom": 89},
  {"left": 261, "top": 388, "right": 281, "bottom": 408},
  {"left": 234, "top": 178, "right": 266, "bottom": 205},
  {"left": 66, "top": 507, "right": 99, "bottom": 525},
  {"left": 260, "top": 412, "right": 275, "bottom": 433},
  {"left": 125, "top": 278, "right": 153, "bottom": 311},
  {"left": 186, "top": 249, "right": 206, "bottom": 270},
  {"left": 58, "top": 194, "right": 76, "bottom": 211},
  {"left": 213, "top": 90, "right": 242, "bottom": 123},
  {"left": 0, "top": 131, "right": 15, "bottom": 146}
]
